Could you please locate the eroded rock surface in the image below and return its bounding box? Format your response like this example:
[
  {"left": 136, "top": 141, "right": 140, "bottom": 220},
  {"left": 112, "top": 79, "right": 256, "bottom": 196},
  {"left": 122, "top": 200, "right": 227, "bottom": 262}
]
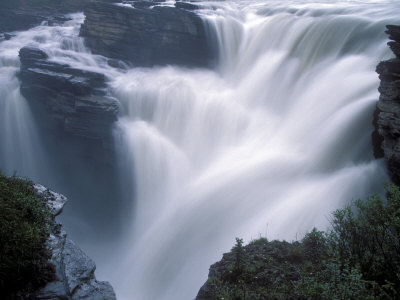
[
  {"left": 80, "top": 1, "right": 215, "bottom": 67},
  {"left": 0, "top": 0, "right": 93, "bottom": 35},
  {"left": 373, "top": 25, "right": 400, "bottom": 184},
  {"left": 33, "top": 184, "right": 117, "bottom": 300},
  {"left": 18, "top": 46, "right": 119, "bottom": 141}
]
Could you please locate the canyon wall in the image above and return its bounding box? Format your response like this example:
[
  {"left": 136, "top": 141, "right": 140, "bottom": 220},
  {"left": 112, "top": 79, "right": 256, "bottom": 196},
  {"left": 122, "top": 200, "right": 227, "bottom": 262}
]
[
  {"left": 373, "top": 25, "right": 400, "bottom": 185},
  {"left": 80, "top": 1, "right": 216, "bottom": 67}
]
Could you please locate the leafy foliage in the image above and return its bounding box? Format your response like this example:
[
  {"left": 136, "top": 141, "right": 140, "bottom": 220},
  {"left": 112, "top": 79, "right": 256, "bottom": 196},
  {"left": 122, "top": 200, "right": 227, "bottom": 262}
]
[
  {"left": 0, "top": 172, "right": 54, "bottom": 299},
  {"left": 330, "top": 184, "right": 400, "bottom": 296},
  {"left": 197, "top": 184, "right": 400, "bottom": 300},
  {"left": 297, "top": 256, "right": 375, "bottom": 300}
]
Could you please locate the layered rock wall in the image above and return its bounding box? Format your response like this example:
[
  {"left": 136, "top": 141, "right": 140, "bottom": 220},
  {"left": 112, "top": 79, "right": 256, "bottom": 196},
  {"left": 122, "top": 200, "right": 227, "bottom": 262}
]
[
  {"left": 18, "top": 46, "right": 119, "bottom": 141},
  {"left": 0, "top": 0, "right": 90, "bottom": 36},
  {"left": 373, "top": 25, "right": 400, "bottom": 184},
  {"left": 80, "top": 1, "right": 215, "bottom": 67},
  {"left": 0, "top": 0, "right": 121, "bottom": 41}
]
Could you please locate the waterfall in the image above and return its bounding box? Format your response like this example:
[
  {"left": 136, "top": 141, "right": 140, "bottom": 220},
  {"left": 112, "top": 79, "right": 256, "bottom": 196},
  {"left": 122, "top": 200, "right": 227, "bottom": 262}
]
[
  {"left": 0, "top": 1, "right": 400, "bottom": 300},
  {"left": 0, "top": 25, "right": 50, "bottom": 180},
  {"left": 110, "top": 1, "right": 398, "bottom": 299}
]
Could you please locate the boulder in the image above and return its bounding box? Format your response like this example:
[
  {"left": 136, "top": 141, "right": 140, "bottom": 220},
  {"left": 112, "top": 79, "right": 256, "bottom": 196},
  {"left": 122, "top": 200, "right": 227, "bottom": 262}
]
[
  {"left": 372, "top": 25, "right": 400, "bottom": 184},
  {"left": 33, "top": 184, "right": 117, "bottom": 300},
  {"left": 80, "top": 1, "right": 216, "bottom": 67},
  {"left": 18, "top": 46, "right": 119, "bottom": 141}
]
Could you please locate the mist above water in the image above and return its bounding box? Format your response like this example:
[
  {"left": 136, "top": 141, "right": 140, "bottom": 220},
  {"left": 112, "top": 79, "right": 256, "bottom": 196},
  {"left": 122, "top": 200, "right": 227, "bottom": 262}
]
[
  {"left": 0, "top": 1, "right": 399, "bottom": 300},
  {"left": 111, "top": 1, "right": 397, "bottom": 299}
]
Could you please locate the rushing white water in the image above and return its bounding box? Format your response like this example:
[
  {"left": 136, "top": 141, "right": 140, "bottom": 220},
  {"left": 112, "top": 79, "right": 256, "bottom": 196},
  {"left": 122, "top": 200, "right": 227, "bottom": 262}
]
[
  {"left": 0, "top": 1, "right": 399, "bottom": 299},
  {"left": 0, "top": 14, "right": 114, "bottom": 180},
  {"left": 110, "top": 1, "right": 399, "bottom": 299},
  {"left": 0, "top": 27, "right": 49, "bottom": 180}
]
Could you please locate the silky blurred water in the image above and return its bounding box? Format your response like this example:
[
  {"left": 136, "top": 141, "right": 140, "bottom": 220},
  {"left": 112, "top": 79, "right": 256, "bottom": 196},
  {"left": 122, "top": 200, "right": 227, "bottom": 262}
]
[
  {"left": 0, "top": 1, "right": 399, "bottom": 299},
  {"left": 111, "top": 1, "right": 398, "bottom": 299}
]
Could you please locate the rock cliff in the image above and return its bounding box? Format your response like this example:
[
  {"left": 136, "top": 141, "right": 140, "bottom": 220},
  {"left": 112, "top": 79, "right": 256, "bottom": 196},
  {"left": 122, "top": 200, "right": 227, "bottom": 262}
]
[
  {"left": 18, "top": 46, "right": 119, "bottom": 141},
  {"left": 33, "top": 184, "right": 116, "bottom": 300},
  {"left": 373, "top": 25, "right": 400, "bottom": 184},
  {"left": 80, "top": 1, "right": 215, "bottom": 67},
  {"left": 0, "top": 0, "right": 90, "bottom": 36},
  {"left": 0, "top": 0, "right": 122, "bottom": 41}
]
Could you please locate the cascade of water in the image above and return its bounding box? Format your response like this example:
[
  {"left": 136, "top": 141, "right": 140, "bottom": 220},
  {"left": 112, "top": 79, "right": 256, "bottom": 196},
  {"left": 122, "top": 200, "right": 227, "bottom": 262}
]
[
  {"left": 110, "top": 1, "right": 399, "bottom": 299},
  {"left": 0, "top": 26, "right": 50, "bottom": 180},
  {"left": 1, "top": 1, "right": 400, "bottom": 300},
  {"left": 0, "top": 13, "right": 122, "bottom": 268}
]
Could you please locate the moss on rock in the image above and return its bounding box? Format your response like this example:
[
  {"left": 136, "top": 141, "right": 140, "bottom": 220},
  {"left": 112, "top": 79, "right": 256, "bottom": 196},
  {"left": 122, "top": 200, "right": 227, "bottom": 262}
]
[{"left": 0, "top": 173, "right": 54, "bottom": 299}]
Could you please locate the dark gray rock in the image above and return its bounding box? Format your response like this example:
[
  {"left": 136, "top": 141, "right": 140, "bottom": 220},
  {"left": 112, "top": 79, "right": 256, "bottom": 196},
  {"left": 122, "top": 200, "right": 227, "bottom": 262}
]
[
  {"left": 132, "top": 1, "right": 154, "bottom": 9},
  {"left": 175, "top": 1, "right": 200, "bottom": 10},
  {"left": 71, "top": 280, "right": 117, "bottom": 300},
  {"left": 33, "top": 184, "right": 117, "bottom": 300},
  {"left": 0, "top": 0, "right": 93, "bottom": 34},
  {"left": 376, "top": 58, "right": 400, "bottom": 80},
  {"left": 372, "top": 25, "right": 400, "bottom": 184},
  {"left": 64, "top": 239, "right": 96, "bottom": 294},
  {"left": 0, "top": 9, "right": 45, "bottom": 34},
  {"left": 80, "top": 1, "right": 216, "bottom": 67},
  {"left": 386, "top": 25, "right": 400, "bottom": 44},
  {"left": 386, "top": 25, "right": 400, "bottom": 59},
  {"left": 18, "top": 46, "right": 119, "bottom": 141},
  {"left": 388, "top": 41, "right": 400, "bottom": 58}
]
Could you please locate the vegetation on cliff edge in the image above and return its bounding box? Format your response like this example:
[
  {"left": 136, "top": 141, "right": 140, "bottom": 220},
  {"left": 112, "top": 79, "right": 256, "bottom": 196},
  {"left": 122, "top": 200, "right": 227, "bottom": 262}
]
[
  {"left": 197, "top": 184, "right": 400, "bottom": 299},
  {"left": 0, "top": 172, "right": 54, "bottom": 299}
]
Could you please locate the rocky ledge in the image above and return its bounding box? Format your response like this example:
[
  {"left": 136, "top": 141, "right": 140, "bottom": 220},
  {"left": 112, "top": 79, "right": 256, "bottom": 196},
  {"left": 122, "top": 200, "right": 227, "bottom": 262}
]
[
  {"left": 196, "top": 239, "right": 305, "bottom": 300},
  {"left": 373, "top": 25, "right": 400, "bottom": 184},
  {"left": 0, "top": 0, "right": 91, "bottom": 35},
  {"left": 18, "top": 46, "right": 119, "bottom": 141},
  {"left": 80, "top": 1, "right": 215, "bottom": 67},
  {"left": 33, "top": 184, "right": 116, "bottom": 300}
]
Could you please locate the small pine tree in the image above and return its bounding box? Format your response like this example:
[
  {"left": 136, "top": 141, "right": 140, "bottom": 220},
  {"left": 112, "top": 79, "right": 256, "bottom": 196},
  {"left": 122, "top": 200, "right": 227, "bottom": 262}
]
[{"left": 232, "top": 237, "right": 246, "bottom": 274}]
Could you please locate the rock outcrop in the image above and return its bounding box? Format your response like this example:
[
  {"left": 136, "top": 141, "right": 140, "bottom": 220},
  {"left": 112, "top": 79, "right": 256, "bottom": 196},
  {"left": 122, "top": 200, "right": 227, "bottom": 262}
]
[
  {"left": 80, "top": 1, "right": 216, "bottom": 67},
  {"left": 0, "top": 0, "right": 123, "bottom": 41},
  {"left": 373, "top": 25, "right": 400, "bottom": 184},
  {"left": 195, "top": 238, "right": 306, "bottom": 300},
  {"left": 18, "top": 46, "right": 119, "bottom": 141},
  {"left": 0, "top": 0, "right": 92, "bottom": 35},
  {"left": 33, "top": 184, "right": 116, "bottom": 300}
]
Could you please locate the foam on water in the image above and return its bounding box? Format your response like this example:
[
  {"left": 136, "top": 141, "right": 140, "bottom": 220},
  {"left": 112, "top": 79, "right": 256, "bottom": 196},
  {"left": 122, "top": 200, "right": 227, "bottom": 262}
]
[{"left": 0, "top": 1, "right": 399, "bottom": 299}]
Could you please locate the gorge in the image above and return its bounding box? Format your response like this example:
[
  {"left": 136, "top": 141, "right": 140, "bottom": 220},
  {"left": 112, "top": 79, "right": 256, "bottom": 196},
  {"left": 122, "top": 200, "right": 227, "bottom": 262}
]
[{"left": 1, "top": 0, "right": 400, "bottom": 299}]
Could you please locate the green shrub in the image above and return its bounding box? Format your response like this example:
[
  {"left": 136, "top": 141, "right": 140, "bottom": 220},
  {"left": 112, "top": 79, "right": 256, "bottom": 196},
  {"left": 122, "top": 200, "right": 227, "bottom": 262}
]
[
  {"left": 198, "top": 184, "right": 400, "bottom": 300},
  {"left": 297, "top": 254, "right": 375, "bottom": 300},
  {"left": 330, "top": 183, "right": 400, "bottom": 297},
  {"left": 302, "top": 228, "right": 328, "bottom": 264},
  {"left": 0, "top": 172, "right": 54, "bottom": 299},
  {"left": 232, "top": 238, "right": 246, "bottom": 277}
]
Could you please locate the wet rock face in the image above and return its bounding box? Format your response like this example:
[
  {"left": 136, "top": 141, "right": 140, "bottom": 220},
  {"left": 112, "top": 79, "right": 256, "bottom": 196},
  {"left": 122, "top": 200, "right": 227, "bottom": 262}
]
[
  {"left": 80, "top": 1, "right": 216, "bottom": 67},
  {"left": 18, "top": 46, "right": 119, "bottom": 141},
  {"left": 373, "top": 25, "right": 400, "bottom": 184},
  {"left": 0, "top": 0, "right": 93, "bottom": 34},
  {"left": 0, "top": 10, "right": 44, "bottom": 33},
  {"left": 33, "top": 184, "right": 117, "bottom": 300}
]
